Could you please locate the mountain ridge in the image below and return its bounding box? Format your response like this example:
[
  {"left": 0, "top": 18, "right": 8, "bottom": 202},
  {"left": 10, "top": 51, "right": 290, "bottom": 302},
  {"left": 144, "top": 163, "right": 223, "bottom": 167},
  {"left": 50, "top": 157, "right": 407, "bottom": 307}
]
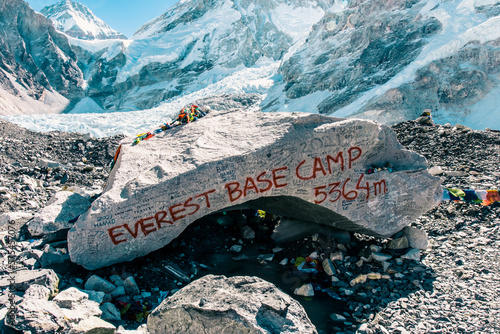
[{"left": 41, "top": 0, "right": 127, "bottom": 40}]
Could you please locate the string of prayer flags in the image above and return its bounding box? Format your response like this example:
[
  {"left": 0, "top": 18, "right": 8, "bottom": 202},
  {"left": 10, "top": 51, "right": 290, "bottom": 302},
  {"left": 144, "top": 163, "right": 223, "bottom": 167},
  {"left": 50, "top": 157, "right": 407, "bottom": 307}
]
[
  {"left": 442, "top": 188, "right": 500, "bottom": 206},
  {"left": 132, "top": 105, "right": 207, "bottom": 146}
]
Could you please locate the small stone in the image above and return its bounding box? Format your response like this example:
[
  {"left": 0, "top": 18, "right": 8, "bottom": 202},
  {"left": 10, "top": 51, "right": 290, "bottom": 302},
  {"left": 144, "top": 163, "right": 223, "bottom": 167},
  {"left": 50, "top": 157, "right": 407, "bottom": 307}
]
[
  {"left": 322, "top": 258, "right": 335, "bottom": 276},
  {"left": 39, "top": 244, "right": 71, "bottom": 268},
  {"left": 402, "top": 227, "right": 428, "bottom": 249},
  {"left": 367, "top": 273, "right": 382, "bottom": 280},
  {"left": 85, "top": 275, "right": 116, "bottom": 293},
  {"left": 70, "top": 316, "right": 115, "bottom": 334},
  {"left": 330, "top": 313, "right": 346, "bottom": 322},
  {"left": 401, "top": 249, "right": 421, "bottom": 261},
  {"left": 387, "top": 236, "right": 409, "bottom": 249},
  {"left": 350, "top": 275, "right": 367, "bottom": 286},
  {"left": 428, "top": 166, "right": 444, "bottom": 176},
  {"left": 344, "top": 289, "right": 354, "bottom": 296},
  {"left": 53, "top": 287, "right": 88, "bottom": 309},
  {"left": 279, "top": 258, "right": 288, "bottom": 265},
  {"left": 272, "top": 246, "right": 283, "bottom": 253},
  {"left": 84, "top": 290, "right": 105, "bottom": 304},
  {"left": 109, "top": 275, "right": 124, "bottom": 287},
  {"left": 229, "top": 245, "right": 242, "bottom": 252},
  {"left": 330, "top": 251, "right": 343, "bottom": 261},
  {"left": 382, "top": 261, "right": 391, "bottom": 272},
  {"left": 110, "top": 286, "right": 126, "bottom": 298},
  {"left": 257, "top": 254, "right": 274, "bottom": 262},
  {"left": 358, "top": 323, "right": 368, "bottom": 333},
  {"left": 100, "top": 302, "right": 122, "bottom": 321},
  {"left": 294, "top": 284, "right": 314, "bottom": 297},
  {"left": 371, "top": 252, "right": 392, "bottom": 262},
  {"left": 123, "top": 276, "right": 140, "bottom": 295},
  {"left": 337, "top": 244, "right": 348, "bottom": 252},
  {"left": 23, "top": 284, "right": 51, "bottom": 301},
  {"left": 308, "top": 251, "right": 319, "bottom": 259},
  {"left": 241, "top": 226, "right": 255, "bottom": 239}
]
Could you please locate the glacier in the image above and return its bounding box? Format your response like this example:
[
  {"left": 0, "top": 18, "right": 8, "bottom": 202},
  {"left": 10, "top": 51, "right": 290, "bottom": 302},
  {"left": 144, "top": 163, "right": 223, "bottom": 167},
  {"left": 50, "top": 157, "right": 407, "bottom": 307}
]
[{"left": 1, "top": 0, "right": 499, "bottom": 135}]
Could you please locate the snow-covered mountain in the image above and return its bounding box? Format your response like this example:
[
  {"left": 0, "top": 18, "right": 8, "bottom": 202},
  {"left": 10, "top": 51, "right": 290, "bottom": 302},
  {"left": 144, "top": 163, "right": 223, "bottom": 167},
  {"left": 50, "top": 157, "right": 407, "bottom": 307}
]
[
  {"left": 0, "top": 0, "right": 84, "bottom": 115},
  {"left": 41, "top": 0, "right": 127, "bottom": 40},
  {"left": 1, "top": 0, "right": 499, "bottom": 133},
  {"left": 263, "top": 0, "right": 500, "bottom": 129},
  {"left": 74, "top": 0, "right": 330, "bottom": 111}
]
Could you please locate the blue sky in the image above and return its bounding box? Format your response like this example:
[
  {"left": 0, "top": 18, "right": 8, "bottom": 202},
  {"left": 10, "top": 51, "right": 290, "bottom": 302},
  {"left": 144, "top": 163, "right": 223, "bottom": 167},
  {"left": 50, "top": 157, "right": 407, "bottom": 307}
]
[{"left": 27, "top": 0, "right": 179, "bottom": 37}]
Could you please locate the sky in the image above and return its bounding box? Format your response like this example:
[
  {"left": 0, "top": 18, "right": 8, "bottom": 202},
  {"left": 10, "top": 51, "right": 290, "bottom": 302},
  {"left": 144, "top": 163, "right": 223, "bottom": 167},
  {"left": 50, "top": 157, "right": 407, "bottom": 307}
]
[{"left": 27, "top": 0, "right": 179, "bottom": 37}]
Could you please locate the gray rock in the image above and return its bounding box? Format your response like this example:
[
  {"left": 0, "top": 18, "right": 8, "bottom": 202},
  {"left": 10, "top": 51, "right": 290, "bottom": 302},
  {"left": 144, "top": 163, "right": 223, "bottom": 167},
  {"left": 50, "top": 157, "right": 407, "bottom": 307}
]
[
  {"left": 372, "top": 253, "right": 393, "bottom": 262},
  {"left": 109, "top": 274, "right": 124, "bottom": 287},
  {"left": 116, "top": 324, "right": 149, "bottom": 334},
  {"left": 241, "top": 225, "right": 256, "bottom": 240},
  {"left": 123, "top": 276, "right": 140, "bottom": 295},
  {"left": 100, "top": 302, "right": 121, "bottom": 321},
  {"left": 85, "top": 275, "right": 116, "bottom": 293},
  {"left": 401, "top": 249, "right": 421, "bottom": 261},
  {"left": 0, "top": 211, "right": 33, "bottom": 238},
  {"left": 39, "top": 244, "right": 71, "bottom": 268},
  {"left": 428, "top": 166, "right": 444, "bottom": 176},
  {"left": 295, "top": 283, "right": 315, "bottom": 297},
  {"left": 83, "top": 290, "right": 105, "bottom": 304},
  {"left": 53, "top": 287, "right": 88, "bottom": 309},
  {"left": 5, "top": 298, "right": 66, "bottom": 333},
  {"left": 68, "top": 111, "right": 441, "bottom": 270},
  {"left": 330, "top": 313, "right": 346, "bottom": 322},
  {"left": 0, "top": 269, "right": 59, "bottom": 295},
  {"left": 388, "top": 236, "right": 409, "bottom": 250},
  {"left": 28, "top": 191, "right": 91, "bottom": 237},
  {"left": 147, "top": 275, "right": 317, "bottom": 334},
  {"left": 402, "top": 226, "right": 429, "bottom": 249},
  {"left": 330, "top": 251, "right": 344, "bottom": 261},
  {"left": 110, "top": 286, "right": 126, "bottom": 298},
  {"left": 68, "top": 316, "right": 115, "bottom": 334},
  {"left": 322, "top": 258, "right": 335, "bottom": 276},
  {"left": 229, "top": 244, "right": 243, "bottom": 252},
  {"left": 23, "top": 284, "right": 51, "bottom": 300},
  {"left": 257, "top": 254, "right": 275, "bottom": 262}
]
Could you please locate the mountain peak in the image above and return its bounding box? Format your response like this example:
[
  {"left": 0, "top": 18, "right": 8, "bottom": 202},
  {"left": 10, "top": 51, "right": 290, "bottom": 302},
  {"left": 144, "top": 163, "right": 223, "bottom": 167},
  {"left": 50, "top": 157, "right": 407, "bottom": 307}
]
[{"left": 41, "top": 0, "right": 127, "bottom": 40}]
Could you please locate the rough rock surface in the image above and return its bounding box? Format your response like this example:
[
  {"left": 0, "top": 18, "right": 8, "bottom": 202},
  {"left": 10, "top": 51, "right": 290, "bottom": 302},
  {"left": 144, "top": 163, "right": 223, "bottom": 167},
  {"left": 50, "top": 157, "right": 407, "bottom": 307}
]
[
  {"left": 0, "top": 117, "right": 499, "bottom": 333},
  {"left": 265, "top": 0, "right": 442, "bottom": 113},
  {"left": 147, "top": 274, "right": 317, "bottom": 334},
  {"left": 68, "top": 110, "right": 441, "bottom": 269},
  {"left": 0, "top": 0, "right": 84, "bottom": 114}
]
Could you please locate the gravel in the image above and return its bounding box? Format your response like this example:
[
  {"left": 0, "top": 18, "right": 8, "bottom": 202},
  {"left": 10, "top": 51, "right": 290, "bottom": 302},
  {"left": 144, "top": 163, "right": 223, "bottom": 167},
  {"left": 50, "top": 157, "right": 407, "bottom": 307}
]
[{"left": 0, "top": 118, "right": 499, "bottom": 334}]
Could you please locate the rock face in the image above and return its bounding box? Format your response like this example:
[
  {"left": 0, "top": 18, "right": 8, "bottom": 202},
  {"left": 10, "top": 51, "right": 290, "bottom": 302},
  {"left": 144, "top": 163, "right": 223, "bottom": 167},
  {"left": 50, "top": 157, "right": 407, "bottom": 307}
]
[
  {"left": 0, "top": 0, "right": 84, "bottom": 115},
  {"left": 147, "top": 275, "right": 318, "bottom": 334},
  {"left": 262, "top": 0, "right": 500, "bottom": 130},
  {"left": 82, "top": 0, "right": 329, "bottom": 111},
  {"left": 264, "top": 0, "right": 443, "bottom": 114},
  {"left": 68, "top": 110, "right": 441, "bottom": 270}
]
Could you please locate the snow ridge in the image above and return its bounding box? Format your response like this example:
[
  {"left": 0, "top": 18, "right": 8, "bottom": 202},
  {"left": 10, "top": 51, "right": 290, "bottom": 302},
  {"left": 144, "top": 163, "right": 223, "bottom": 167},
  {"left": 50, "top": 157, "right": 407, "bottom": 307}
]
[{"left": 41, "top": 0, "right": 127, "bottom": 40}]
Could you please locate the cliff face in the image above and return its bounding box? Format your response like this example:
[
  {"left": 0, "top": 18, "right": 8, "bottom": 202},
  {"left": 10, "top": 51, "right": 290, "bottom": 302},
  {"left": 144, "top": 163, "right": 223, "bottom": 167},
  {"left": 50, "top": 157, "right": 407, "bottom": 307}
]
[
  {"left": 79, "top": 0, "right": 330, "bottom": 111},
  {"left": 262, "top": 0, "right": 500, "bottom": 129},
  {"left": 0, "top": 0, "right": 84, "bottom": 114}
]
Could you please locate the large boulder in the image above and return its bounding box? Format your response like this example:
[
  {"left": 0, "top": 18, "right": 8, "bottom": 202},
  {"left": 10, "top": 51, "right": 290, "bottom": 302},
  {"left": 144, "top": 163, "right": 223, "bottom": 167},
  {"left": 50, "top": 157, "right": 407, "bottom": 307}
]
[
  {"left": 68, "top": 110, "right": 441, "bottom": 270},
  {"left": 147, "top": 275, "right": 317, "bottom": 334}
]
